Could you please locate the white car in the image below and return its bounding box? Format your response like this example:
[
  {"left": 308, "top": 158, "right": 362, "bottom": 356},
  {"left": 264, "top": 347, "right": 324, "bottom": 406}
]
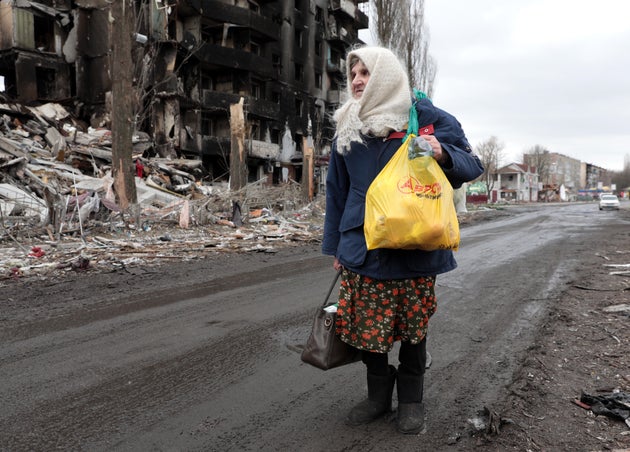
[{"left": 599, "top": 194, "right": 620, "bottom": 210}]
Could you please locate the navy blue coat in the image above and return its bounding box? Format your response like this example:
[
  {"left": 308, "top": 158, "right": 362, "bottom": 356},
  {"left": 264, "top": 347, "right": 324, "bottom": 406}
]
[{"left": 322, "top": 98, "right": 484, "bottom": 280}]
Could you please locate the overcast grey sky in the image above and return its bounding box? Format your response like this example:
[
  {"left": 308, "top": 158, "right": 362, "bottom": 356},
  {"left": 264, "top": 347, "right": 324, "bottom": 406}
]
[{"left": 423, "top": 0, "right": 630, "bottom": 171}]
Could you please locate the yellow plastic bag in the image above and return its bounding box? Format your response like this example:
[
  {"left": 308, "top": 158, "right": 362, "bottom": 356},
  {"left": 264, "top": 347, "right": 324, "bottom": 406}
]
[{"left": 364, "top": 135, "right": 459, "bottom": 251}]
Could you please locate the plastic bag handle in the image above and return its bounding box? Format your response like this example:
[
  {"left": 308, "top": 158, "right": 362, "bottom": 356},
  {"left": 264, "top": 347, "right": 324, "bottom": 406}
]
[{"left": 404, "top": 89, "right": 430, "bottom": 141}]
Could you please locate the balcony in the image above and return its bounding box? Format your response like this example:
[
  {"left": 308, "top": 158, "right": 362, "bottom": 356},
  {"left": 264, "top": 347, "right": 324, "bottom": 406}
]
[
  {"left": 201, "top": 135, "right": 230, "bottom": 157},
  {"left": 329, "top": 0, "right": 369, "bottom": 29},
  {"left": 326, "top": 57, "right": 345, "bottom": 74},
  {"left": 196, "top": 44, "right": 274, "bottom": 79},
  {"left": 197, "top": 0, "right": 279, "bottom": 41},
  {"left": 325, "top": 24, "right": 356, "bottom": 45},
  {"left": 249, "top": 140, "right": 280, "bottom": 160},
  {"left": 200, "top": 136, "right": 279, "bottom": 160},
  {"left": 202, "top": 90, "right": 280, "bottom": 120}
]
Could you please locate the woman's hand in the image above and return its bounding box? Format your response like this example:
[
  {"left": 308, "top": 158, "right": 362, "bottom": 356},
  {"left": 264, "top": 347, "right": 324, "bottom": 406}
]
[
  {"left": 421, "top": 134, "right": 449, "bottom": 165},
  {"left": 333, "top": 257, "right": 343, "bottom": 271}
]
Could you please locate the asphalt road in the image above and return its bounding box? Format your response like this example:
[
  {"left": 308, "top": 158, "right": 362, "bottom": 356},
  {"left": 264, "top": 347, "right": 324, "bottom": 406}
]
[{"left": 1, "top": 202, "right": 626, "bottom": 451}]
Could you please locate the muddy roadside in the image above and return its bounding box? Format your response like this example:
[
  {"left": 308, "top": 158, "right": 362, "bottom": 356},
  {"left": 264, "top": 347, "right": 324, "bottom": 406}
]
[{"left": 471, "top": 209, "right": 630, "bottom": 451}]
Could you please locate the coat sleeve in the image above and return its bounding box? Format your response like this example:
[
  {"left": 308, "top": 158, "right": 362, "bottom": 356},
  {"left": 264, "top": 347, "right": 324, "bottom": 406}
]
[
  {"left": 441, "top": 142, "right": 484, "bottom": 189},
  {"left": 322, "top": 144, "right": 349, "bottom": 256},
  {"left": 433, "top": 109, "right": 484, "bottom": 189}
]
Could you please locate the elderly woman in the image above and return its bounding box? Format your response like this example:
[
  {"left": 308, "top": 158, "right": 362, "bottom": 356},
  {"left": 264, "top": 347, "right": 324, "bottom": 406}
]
[{"left": 322, "top": 46, "right": 483, "bottom": 434}]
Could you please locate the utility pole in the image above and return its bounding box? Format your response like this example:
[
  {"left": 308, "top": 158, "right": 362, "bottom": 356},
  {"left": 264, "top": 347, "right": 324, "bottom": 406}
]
[{"left": 110, "top": 0, "right": 137, "bottom": 210}]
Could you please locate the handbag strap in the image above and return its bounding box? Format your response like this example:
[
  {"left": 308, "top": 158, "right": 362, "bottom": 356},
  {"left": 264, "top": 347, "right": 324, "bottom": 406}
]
[{"left": 321, "top": 269, "right": 342, "bottom": 309}]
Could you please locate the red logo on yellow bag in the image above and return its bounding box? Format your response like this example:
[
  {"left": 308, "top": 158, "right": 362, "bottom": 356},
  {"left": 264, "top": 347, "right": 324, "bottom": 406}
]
[{"left": 397, "top": 176, "right": 441, "bottom": 198}]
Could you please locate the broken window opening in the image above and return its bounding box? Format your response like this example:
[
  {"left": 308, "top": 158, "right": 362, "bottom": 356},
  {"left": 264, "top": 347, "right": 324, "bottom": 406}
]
[
  {"left": 200, "top": 72, "right": 213, "bottom": 91},
  {"left": 315, "top": 6, "right": 324, "bottom": 23},
  {"left": 272, "top": 53, "right": 281, "bottom": 77},
  {"left": 201, "top": 21, "right": 230, "bottom": 47},
  {"left": 295, "top": 29, "right": 303, "bottom": 48},
  {"left": 234, "top": 72, "right": 248, "bottom": 96},
  {"left": 295, "top": 98, "right": 303, "bottom": 117},
  {"left": 250, "top": 40, "right": 261, "bottom": 56},
  {"left": 204, "top": 154, "right": 230, "bottom": 183},
  {"left": 214, "top": 74, "right": 233, "bottom": 93},
  {"left": 201, "top": 112, "right": 212, "bottom": 136},
  {"left": 271, "top": 165, "right": 281, "bottom": 185},
  {"left": 201, "top": 113, "right": 229, "bottom": 138},
  {"left": 294, "top": 165, "right": 303, "bottom": 184},
  {"left": 33, "top": 14, "right": 55, "bottom": 53},
  {"left": 214, "top": 117, "right": 230, "bottom": 138},
  {"left": 167, "top": 15, "right": 177, "bottom": 40},
  {"left": 329, "top": 48, "right": 341, "bottom": 67},
  {"left": 248, "top": 0, "right": 260, "bottom": 13},
  {"left": 200, "top": 23, "right": 217, "bottom": 44},
  {"left": 234, "top": 28, "right": 251, "bottom": 51},
  {"left": 270, "top": 128, "right": 280, "bottom": 144},
  {"left": 294, "top": 0, "right": 306, "bottom": 12},
  {"left": 251, "top": 80, "right": 261, "bottom": 99},
  {"left": 294, "top": 63, "right": 304, "bottom": 82},
  {"left": 36, "top": 67, "right": 56, "bottom": 100},
  {"left": 250, "top": 120, "right": 261, "bottom": 140}
]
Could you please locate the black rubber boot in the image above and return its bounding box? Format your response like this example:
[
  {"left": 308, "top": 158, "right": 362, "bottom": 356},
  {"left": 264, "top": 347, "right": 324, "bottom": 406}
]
[
  {"left": 346, "top": 365, "right": 397, "bottom": 425},
  {"left": 396, "top": 370, "right": 425, "bottom": 434}
]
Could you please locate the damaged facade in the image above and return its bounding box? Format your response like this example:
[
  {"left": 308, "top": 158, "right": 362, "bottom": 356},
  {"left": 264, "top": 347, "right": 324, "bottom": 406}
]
[{"left": 0, "top": 0, "right": 368, "bottom": 188}]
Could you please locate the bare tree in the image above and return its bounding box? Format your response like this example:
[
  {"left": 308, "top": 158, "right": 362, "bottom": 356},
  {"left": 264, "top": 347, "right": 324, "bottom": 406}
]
[
  {"left": 370, "top": 0, "right": 437, "bottom": 96},
  {"left": 612, "top": 154, "right": 630, "bottom": 191},
  {"left": 475, "top": 136, "right": 505, "bottom": 196},
  {"left": 523, "top": 145, "right": 551, "bottom": 185}
]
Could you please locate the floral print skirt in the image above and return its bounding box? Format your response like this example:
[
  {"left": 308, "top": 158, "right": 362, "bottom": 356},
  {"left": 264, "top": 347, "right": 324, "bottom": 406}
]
[{"left": 335, "top": 269, "right": 437, "bottom": 353}]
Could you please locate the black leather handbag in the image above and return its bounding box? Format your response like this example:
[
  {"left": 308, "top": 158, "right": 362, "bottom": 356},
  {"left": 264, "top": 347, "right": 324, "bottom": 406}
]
[{"left": 301, "top": 270, "right": 361, "bottom": 370}]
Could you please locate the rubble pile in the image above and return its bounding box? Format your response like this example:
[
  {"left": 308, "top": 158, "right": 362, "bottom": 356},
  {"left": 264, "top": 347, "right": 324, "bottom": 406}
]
[{"left": 0, "top": 101, "right": 323, "bottom": 283}]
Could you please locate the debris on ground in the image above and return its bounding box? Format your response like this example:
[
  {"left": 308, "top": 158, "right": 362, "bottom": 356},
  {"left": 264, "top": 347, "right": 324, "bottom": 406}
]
[
  {"left": 0, "top": 101, "right": 331, "bottom": 282},
  {"left": 467, "top": 406, "right": 514, "bottom": 437},
  {"left": 578, "top": 391, "right": 630, "bottom": 428},
  {"left": 1, "top": 101, "right": 499, "bottom": 284}
]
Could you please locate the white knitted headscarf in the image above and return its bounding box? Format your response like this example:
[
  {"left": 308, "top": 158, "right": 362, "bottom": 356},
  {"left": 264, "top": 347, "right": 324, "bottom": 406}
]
[{"left": 333, "top": 46, "right": 412, "bottom": 154}]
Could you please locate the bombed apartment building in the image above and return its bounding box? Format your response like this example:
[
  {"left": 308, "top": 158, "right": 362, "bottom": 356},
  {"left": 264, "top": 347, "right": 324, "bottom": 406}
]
[{"left": 0, "top": 0, "right": 368, "bottom": 189}]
